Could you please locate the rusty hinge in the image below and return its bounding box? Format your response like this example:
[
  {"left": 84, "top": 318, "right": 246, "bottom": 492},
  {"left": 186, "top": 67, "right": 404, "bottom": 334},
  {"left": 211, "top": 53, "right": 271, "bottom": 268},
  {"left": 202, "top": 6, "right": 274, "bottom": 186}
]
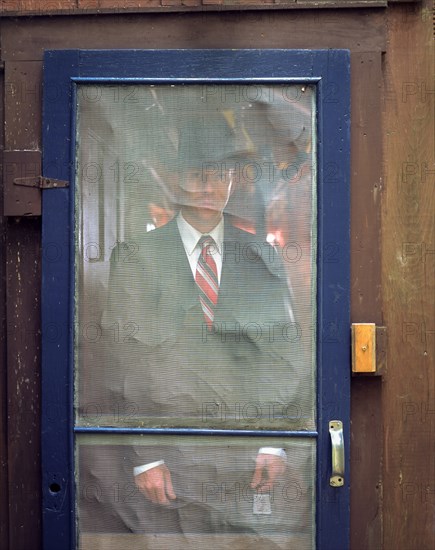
[
  {"left": 3, "top": 150, "right": 69, "bottom": 216},
  {"left": 14, "top": 176, "right": 69, "bottom": 189}
]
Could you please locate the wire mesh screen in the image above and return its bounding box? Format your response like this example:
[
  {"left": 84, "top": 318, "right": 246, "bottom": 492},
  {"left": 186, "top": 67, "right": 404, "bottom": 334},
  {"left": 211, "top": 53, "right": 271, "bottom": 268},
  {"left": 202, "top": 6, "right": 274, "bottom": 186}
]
[
  {"left": 77, "top": 435, "right": 315, "bottom": 549},
  {"left": 74, "top": 84, "right": 317, "bottom": 546}
]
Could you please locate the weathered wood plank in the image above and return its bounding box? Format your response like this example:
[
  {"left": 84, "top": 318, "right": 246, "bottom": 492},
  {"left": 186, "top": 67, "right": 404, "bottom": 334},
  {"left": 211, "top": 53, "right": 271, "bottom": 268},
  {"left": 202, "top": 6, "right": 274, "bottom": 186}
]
[
  {"left": 349, "top": 50, "right": 383, "bottom": 550},
  {"left": 1, "top": 0, "right": 77, "bottom": 13},
  {"left": 4, "top": 61, "right": 42, "bottom": 150},
  {"left": 0, "top": 0, "right": 392, "bottom": 17},
  {"left": 350, "top": 51, "right": 383, "bottom": 323},
  {"left": 0, "top": 11, "right": 386, "bottom": 61},
  {"left": 79, "top": 0, "right": 161, "bottom": 7},
  {"left": 3, "top": 62, "right": 43, "bottom": 216},
  {"left": 382, "top": 0, "right": 434, "bottom": 548},
  {"left": 351, "top": 378, "right": 383, "bottom": 550},
  {"left": 6, "top": 217, "right": 42, "bottom": 550},
  {"left": 0, "top": 60, "right": 10, "bottom": 550},
  {"left": 2, "top": 40, "right": 43, "bottom": 550}
]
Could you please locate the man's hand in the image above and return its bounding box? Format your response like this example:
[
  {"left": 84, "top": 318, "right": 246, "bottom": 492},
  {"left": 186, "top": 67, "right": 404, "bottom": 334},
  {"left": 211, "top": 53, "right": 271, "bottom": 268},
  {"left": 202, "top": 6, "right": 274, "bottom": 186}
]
[
  {"left": 250, "top": 453, "right": 287, "bottom": 493},
  {"left": 134, "top": 463, "right": 176, "bottom": 505}
]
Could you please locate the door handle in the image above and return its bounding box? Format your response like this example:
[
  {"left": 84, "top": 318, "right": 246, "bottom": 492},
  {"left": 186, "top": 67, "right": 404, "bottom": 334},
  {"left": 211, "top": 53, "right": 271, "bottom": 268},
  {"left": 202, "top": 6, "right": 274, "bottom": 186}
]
[{"left": 329, "top": 420, "right": 344, "bottom": 487}]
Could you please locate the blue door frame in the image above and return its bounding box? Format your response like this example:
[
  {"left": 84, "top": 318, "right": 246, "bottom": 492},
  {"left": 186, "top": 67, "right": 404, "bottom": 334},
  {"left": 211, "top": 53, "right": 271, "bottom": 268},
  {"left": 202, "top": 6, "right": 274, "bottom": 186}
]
[{"left": 41, "top": 49, "right": 350, "bottom": 550}]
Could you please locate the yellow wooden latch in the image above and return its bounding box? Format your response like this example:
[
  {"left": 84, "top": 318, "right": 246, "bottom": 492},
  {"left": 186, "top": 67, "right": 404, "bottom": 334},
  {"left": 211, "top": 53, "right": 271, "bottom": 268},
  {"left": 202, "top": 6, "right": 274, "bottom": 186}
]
[{"left": 352, "top": 323, "right": 376, "bottom": 373}]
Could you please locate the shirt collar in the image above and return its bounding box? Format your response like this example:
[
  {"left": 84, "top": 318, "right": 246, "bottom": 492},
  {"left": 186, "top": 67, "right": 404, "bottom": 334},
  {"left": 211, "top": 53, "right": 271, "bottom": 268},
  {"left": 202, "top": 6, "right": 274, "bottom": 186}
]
[{"left": 176, "top": 212, "right": 224, "bottom": 257}]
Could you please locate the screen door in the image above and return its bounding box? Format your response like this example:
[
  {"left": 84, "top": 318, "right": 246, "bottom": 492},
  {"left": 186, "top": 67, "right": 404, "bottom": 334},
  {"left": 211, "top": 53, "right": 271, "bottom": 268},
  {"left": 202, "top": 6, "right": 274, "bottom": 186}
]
[{"left": 41, "top": 50, "right": 350, "bottom": 550}]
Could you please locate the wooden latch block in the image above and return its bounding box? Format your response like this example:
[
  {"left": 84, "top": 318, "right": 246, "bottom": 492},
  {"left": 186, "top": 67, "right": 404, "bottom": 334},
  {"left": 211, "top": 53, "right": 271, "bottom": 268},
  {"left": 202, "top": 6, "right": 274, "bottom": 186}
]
[{"left": 352, "top": 323, "right": 376, "bottom": 373}]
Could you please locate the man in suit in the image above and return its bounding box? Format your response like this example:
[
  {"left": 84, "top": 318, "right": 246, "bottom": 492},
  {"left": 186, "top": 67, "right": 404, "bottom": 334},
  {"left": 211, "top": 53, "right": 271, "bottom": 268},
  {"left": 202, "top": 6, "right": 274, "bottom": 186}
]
[{"left": 84, "top": 114, "right": 313, "bottom": 542}]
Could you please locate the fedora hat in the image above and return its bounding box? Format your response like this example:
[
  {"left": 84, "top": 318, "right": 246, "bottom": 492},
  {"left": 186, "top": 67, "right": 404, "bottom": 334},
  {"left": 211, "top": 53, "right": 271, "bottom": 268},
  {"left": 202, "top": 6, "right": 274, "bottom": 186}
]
[{"left": 177, "top": 113, "right": 251, "bottom": 171}]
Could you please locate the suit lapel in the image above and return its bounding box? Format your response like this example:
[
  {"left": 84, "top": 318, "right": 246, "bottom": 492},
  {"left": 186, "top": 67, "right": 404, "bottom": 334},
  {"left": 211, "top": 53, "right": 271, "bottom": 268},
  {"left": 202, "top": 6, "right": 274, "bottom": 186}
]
[
  {"left": 214, "top": 223, "right": 240, "bottom": 324},
  {"left": 164, "top": 219, "right": 201, "bottom": 313}
]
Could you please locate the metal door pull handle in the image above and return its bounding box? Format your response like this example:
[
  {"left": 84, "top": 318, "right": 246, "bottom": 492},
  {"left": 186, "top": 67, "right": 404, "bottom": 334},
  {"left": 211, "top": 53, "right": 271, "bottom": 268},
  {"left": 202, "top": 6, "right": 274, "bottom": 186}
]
[{"left": 329, "top": 420, "right": 344, "bottom": 487}]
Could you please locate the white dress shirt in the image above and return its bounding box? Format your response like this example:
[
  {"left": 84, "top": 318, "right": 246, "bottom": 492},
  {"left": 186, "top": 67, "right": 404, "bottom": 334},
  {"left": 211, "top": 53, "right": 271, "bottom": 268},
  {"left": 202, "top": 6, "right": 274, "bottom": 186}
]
[{"left": 176, "top": 211, "right": 224, "bottom": 283}]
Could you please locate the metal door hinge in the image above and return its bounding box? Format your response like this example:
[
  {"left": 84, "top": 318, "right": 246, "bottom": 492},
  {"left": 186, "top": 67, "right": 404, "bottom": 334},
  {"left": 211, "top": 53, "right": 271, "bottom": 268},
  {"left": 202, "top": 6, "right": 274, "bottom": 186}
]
[
  {"left": 14, "top": 176, "right": 69, "bottom": 189},
  {"left": 3, "top": 150, "right": 69, "bottom": 216}
]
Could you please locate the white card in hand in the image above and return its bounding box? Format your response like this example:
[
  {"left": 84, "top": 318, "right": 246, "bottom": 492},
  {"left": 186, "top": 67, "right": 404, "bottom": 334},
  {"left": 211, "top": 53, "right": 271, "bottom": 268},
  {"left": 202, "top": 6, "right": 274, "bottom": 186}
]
[{"left": 253, "top": 494, "right": 272, "bottom": 515}]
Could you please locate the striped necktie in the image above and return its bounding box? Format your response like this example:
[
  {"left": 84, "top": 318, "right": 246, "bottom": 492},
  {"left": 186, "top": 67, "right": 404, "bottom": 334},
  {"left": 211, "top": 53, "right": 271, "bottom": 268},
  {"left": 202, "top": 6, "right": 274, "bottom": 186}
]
[{"left": 195, "top": 236, "right": 219, "bottom": 329}]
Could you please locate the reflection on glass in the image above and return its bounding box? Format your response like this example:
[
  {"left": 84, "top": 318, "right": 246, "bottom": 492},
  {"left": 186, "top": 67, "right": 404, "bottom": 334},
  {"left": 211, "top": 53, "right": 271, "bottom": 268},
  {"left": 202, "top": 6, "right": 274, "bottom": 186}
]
[
  {"left": 74, "top": 84, "right": 317, "bottom": 546},
  {"left": 75, "top": 84, "right": 316, "bottom": 430},
  {"left": 77, "top": 435, "right": 315, "bottom": 549}
]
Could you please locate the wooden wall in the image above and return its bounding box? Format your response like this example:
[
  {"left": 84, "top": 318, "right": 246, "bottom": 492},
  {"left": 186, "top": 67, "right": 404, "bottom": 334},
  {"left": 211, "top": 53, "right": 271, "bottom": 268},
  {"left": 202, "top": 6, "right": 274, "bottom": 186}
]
[
  {"left": 383, "top": 2, "right": 434, "bottom": 547},
  {"left": 0, "top": 58, "right": 9, "bottom": 550},
  {"left": 0, "top": 1, "right": 433, "bottom": 549},
  {"left": 0, "top": 0, "right": 420, "bottom": 16}
]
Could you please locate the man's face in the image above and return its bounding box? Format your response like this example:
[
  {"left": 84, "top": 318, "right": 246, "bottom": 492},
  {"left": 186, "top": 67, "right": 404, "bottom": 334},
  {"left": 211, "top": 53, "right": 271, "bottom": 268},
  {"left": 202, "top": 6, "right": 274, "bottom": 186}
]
[{"left": 177, "top": 165, "right": 234, "bottom": 230}]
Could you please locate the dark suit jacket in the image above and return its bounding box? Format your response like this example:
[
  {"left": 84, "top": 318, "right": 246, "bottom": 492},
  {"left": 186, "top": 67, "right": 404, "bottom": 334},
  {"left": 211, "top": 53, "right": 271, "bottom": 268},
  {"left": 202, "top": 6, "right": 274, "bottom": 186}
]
[{"left": 99, "top": 216, "right": 301, "bottom": 427}]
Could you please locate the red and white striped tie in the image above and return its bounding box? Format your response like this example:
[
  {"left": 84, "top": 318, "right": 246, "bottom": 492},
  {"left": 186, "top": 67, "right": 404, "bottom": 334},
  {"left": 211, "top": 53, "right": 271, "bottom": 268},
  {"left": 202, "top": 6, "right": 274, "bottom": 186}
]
[{"left": 195, "top": 236, "right": 219, "bottom": 329}]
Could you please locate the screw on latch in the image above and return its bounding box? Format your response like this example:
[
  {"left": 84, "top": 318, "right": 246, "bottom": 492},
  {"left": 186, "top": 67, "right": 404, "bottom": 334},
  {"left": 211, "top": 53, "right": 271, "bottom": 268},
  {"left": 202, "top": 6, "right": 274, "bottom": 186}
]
[{"left": 361, "top": 345, "right": 368, "bottom": 352}]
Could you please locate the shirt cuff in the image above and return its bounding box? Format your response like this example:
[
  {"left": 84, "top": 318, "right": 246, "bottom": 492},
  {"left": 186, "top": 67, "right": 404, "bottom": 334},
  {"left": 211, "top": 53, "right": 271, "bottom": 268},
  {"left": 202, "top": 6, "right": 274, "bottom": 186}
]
[
  {"left": 133, "top": 460, "right": 165, "bottom": 477},
  {"left": 258, "top": 447, "right": 287, "bottom": 462}
]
